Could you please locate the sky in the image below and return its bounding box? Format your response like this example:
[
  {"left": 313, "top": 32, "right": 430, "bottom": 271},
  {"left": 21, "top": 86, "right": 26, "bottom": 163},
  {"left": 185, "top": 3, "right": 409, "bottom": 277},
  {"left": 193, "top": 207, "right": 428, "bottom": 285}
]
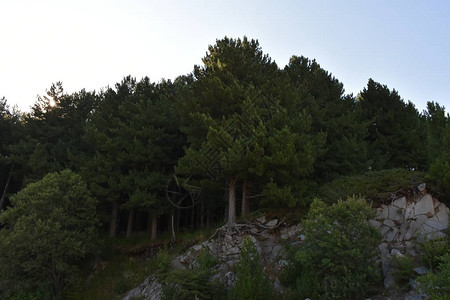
[{"left": 1, "top": 0, "right": 449, "bottom": 113}]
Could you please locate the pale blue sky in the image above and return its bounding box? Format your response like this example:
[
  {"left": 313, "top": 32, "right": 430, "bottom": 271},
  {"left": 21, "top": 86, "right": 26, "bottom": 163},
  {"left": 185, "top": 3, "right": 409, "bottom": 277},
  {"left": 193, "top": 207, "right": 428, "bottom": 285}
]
[{"left": 1, "top": 0, "right": 449, "bottom": 112}]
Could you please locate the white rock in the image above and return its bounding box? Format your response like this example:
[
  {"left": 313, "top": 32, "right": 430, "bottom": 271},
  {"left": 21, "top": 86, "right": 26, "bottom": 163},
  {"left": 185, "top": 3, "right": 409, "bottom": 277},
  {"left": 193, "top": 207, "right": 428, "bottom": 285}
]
[
  {"left": 377, "top": 205, "right": 389, "bottom": 220},
  {"left": 414, "top": 215, "right": 428, "bottom": 225},
  {"left": 417, "top": 183, "right": 426, "bottom": 192},
  {"left": 414, "top": 194, "right": 435, "bottom": 216},
  {"left": 391, "top": 248, "right": 404, "bottom": 257},
  {"left": 387, "top": 205, "right": 404, "bottom": 222},
  {"left": 384, "top": 227, "right": 399, "bottom": 242},
  {"left": 266, "top": 219, "right": 278, "bottom": 227},
  {"left": 256, "top": 216, "right": 266, "bottom": 224},
  {"left": 420, "top": 223, "right": 436, "bottom": 235},
  {"left": 369, "top": 219, "right": 382, "bottom": 228},
  {"left": 397, "top": 222, "right": 409, "bottom": 241},
  {"left": 413, "top": 266, "right": 428, "bottom": 275},
  {"left": 424, "top": 218, "right": 447, "bottom": 231},
  {"left": 392, "top": 197, "right": 407, "bottom": 209},
  {"left": 378, "top": 242, "right": 389, "bottom": 256},
  {"left": 425, "top": 231, "right": 447, "bottom": 240},
  {"left": 436, "top": 206, "right": 449, "bottom": 224},
  {"left": 404, "top": 203, "right": 415, "bottom": 220},
  {"left": 383, "top": 219, "right": 396, "bottom": 228},
  {"left": 380, "top": 225, "right": 391, "bottom": 236}
]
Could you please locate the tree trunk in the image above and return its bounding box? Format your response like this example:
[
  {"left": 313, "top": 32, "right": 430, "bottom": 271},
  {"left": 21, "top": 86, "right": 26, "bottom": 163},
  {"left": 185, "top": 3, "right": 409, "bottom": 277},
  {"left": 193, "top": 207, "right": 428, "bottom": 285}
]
[
  {"left": 227, "top": 178, "right": 237, "bottom": 227},
  {"left": 126, "top": 208, "right": 135, "bottom": 238},
  {"left": 241, "top": 180, "right": 249, "bottom": 217},
  {"left": 151, "top": 216, "right": 157, "bottom": 241},
  {"left": 170, "top": 211, "right": 176, "bottom": 241},
  {"left": 0, "top": 163, "right": 14, "bottom": 211},
  {"left": 200, "top": 196, "right": 204, "bottom": 229},
  {"left": 109, "top": 200, "right": 119, "bottom": 237}
]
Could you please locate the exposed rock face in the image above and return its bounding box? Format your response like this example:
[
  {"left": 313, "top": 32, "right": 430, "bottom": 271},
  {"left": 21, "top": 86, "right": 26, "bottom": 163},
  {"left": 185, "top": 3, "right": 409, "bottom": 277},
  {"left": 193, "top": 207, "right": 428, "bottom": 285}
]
[
  {"left": 122, "top": 274, "right": 161, "bottom": 300},
  {"left": 371, "top": 187, "right": 448, "bottom": 289},
  {"left": 122, "top": 218, "right": 301, "bottom": 300}
]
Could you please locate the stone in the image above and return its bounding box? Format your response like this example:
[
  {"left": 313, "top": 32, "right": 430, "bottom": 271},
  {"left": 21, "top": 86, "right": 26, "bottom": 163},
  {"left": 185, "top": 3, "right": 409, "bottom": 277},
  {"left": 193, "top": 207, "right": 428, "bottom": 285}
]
[
  {"left": 369, "top": 219, "right": 382, "bottom": 228},
  {"left": 391, "top": 248, "right": 404, "bottom": 257},
  {"left": 424, "top": 217, "right": 447, "bottom": 231},
  {"left": 392, "top": 197, "right": 406, "bottom": 210},
  {"left": 122, "top": 274, "right": 162, "bottom": 300},
  {"left": 384, "top": 227, "right": 398, "bottom": 242},
  {"left": 404, "top": 203, "right": 415, "bottom": 220},
  {"left": 417, "top": 183, "right": 426, "bottom": 192},
  {"left": 387, "top": 205, "right": 403, "bottom": 222},
  {"left": 377, "top": 205, "right": 389, "bottom": 220},
  {"left": 378, "top": 242, "right": 389, "bottom": 256},
  {"left": 379, "top": 225, "right": 391, "bottom": 236},
  {"left": 414, "top": 215, "right": 428, "bottom": 225},
  {"left": 266, "top": 219, "right": 278, "bottom": 227},
  {"left": 256, "top": 216, "right": 266, "bottom": 224},
  {"left": 420, "top": 223, "right": 437, "bottom": 236},
  {"left": 413, "top": 266, "right": 428, "bottom": 275},
  {"left": 383, "top": 218, "right": 396, "bottom": 228},
  {"left": 423, "top": 231, "right": 447, "bottom": 241},
  {"left": 384, "top": 272, "right": 396, "bottom": 289},
  {"left": 414, "top": 194, "right": 435, "bottom": 216},
  {"left": 299, "top": 234, "right": 306, "bottom": 241},
  {"left": 397, "top": 222, "right": 409, "bottom": 241},
  {"left": 435, "top": 206, "right": 449, "bottom": 224}
]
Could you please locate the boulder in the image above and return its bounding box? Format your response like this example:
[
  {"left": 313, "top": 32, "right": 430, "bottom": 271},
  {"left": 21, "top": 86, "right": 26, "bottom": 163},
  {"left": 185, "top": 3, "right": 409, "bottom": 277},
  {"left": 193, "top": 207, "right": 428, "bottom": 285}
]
[{"left": 414, "top": 194, "right": 435, "bottom": 217}]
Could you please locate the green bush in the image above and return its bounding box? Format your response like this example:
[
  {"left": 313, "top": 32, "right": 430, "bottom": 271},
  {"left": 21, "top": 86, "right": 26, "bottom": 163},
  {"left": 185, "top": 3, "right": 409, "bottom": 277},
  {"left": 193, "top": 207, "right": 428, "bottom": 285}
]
[
  {"left": 421, "top": 236, "right": 449, "bottom": 271},
  {"left": 229, "top": 236, "right": 275, "bottom": 300},
  {"left": 160, "top": 249, "right": 225, "bottom": 300},
  {"left": 417, "top": 253, "right": 450, "bottom": 299},
  {"left": 289, "top": 197, "right": 381, "bottom": 299},
  {"left": 318, "top": 169, "right": 426, "bottom": 204},
  {"left": 392, "top": 255, "right": 415, "bottom": 291}
]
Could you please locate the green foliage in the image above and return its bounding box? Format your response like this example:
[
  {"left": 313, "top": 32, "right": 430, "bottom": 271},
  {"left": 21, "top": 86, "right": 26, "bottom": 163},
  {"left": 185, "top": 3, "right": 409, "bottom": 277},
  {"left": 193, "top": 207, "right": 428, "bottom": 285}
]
[
  {"left": 428, "top": 124, "right": 450, "bottom": 202},
  {"left": 229, "top": 236, "right": 274, "bottom": 300},
  {"left": 358, "top": 79, "right": 427, "bottom": 171},
  {"left": 285, "top": 56, "right": 369, "bottom": 182},
  {"left": 421, "top": 236, "right": 449, "bottom": 271},
  {"left": 318, "top": 168, "right": 426, "bottom": 204},
  {"left": 392, "top": 255, "right": 416, "bottom": 291},
  {"left": 290, "top": 197, "right": 381, "bottom": 299},
  {"left": 160, "top": 249, "right": 225, "bottom": 300},
  {"left": 0, "top": 170, "right": 99, "bottom": 299},
  {"left": 417, "top": 253, "right": 450, "bottom": 299}
]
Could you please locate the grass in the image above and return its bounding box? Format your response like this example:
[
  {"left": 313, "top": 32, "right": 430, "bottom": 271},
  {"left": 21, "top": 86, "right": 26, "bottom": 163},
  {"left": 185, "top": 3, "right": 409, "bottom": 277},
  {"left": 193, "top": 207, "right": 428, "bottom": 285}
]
[{"left": 67, "top": 227, "right": 218, "bottom": 300}]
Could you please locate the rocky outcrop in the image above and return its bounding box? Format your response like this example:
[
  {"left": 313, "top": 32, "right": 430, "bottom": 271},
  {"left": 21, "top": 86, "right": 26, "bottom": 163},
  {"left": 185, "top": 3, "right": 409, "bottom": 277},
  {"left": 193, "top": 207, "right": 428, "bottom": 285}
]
[
  {"left": 371, "top": 185, "right": 449, "bottom": 290},
  {"left": 123, "top": 185, "right": 449, "bottom": 299},
  {"left": 122, "top": 217, "right": 301, "bottom": 299}
]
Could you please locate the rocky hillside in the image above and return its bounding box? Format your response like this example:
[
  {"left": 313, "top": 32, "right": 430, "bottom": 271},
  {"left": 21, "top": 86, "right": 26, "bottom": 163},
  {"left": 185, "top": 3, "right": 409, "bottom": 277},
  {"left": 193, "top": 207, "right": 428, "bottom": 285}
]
[{"left": 123, "top": 184, "right": 449, "bottom": 300}]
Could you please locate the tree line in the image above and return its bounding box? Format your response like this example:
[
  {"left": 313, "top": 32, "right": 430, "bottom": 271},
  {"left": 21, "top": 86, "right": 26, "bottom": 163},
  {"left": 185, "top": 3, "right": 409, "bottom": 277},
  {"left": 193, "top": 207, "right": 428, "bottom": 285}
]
[{"left": 0, "top": 36, "right": 449, "bottom": 239}]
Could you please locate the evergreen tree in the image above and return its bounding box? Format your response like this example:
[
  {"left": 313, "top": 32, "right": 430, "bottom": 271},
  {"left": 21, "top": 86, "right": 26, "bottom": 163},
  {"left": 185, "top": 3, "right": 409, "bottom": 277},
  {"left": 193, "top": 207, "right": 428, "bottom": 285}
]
[
  {"left": 82, "top": 76, "right": 183, "bottom": 237},
  {"left": 357, "top": 79, "right": 426, "bottom": 170},
  {"left": 284, "top": 56, "right": 368, "bottom": 182},
  {"left": 177, "top": 37, "right": 321, "bottom": 226}
]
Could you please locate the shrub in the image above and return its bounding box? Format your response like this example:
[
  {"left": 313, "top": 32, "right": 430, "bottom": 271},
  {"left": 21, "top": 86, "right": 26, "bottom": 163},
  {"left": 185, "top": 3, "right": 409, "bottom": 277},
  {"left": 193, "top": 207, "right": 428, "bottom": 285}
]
[
  {"left": 291, "top": 197, "right": 381, "bottom": 299},
  {"left": 160, "top": 249, "right": 225, "bottom": 300},
  {"left": 318, "top": 169, "right": 425, "bottom": 204},
  {"left": 392, "top": 255, "right": 415, "bottom": 291},
  {"left": 417, "top": 253, "right": 450, "bottom": 299},
  {"left": 229, "top": 236, "right": 275, "bottom": 300}
]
